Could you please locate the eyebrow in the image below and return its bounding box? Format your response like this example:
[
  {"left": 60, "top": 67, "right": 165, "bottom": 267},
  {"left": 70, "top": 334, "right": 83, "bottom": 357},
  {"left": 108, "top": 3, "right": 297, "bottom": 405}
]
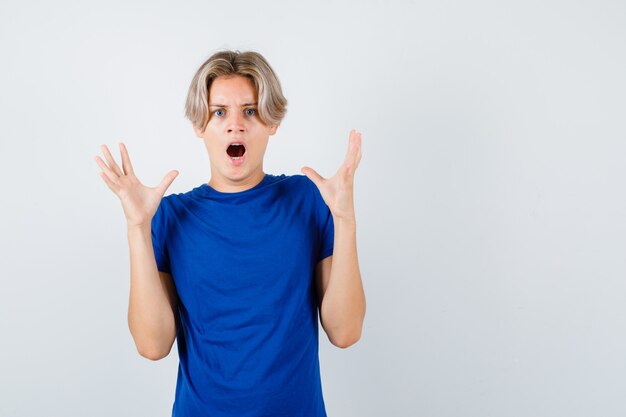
[{"left": 208, "top": 102, "right": 258, "bottom": 108}]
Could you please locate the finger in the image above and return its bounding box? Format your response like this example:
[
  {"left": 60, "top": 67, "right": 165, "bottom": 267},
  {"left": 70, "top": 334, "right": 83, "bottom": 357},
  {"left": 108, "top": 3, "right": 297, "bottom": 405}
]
[
  {"left": 98, "top": 170, "right": 119, "bottom": 193},
  {"left": 119, "top": 143, "right": 135, "bottom": 176},
  {"left": 343, "top": 129, "right": 357, "bottom": 166},
  {"left": 101, "top": 144, "right": 124, "bottom": 177},
  {"left": 300, "top": 166, "right": 325, "bottom": 188},
  {"left": 350, "top": 131, "right": 361, "bottom": 166},
  {"left": 156, "top": 170, "right": 179, "bottom": 196},
  {"left": 353, "top": 132, "right": 362, "bottom": 169},
  {"left": 95, "top": 155, "right": 120, "bottom": 184},
  {"left": 345, "top": 130, "right": 361, "bottom": 174}
]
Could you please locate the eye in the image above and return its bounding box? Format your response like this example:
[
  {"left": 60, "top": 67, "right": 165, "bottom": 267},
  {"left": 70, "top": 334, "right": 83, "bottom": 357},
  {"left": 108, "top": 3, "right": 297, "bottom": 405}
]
[
  {"left": 245, "top": 108, "right": 256, "bottom": 116},
  {"left": 214, "top": 109, "right": 225, "bottom": 117}
]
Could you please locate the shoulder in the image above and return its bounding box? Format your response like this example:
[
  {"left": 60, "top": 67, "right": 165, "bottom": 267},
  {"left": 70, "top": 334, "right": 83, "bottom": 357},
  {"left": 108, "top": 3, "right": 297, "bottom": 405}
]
[
  {"left": 265, "top": 173, "right": 312, "bottom": 195},
  {"left": 271, "top": 173, "right": 307, "bottom": 185},
  {"left": 282, "top": 173, "right": 315, "bottom": 190},
  {"left": 152, "top": 190, "right": 187, "bottom": 225},
  {"left": 291, "top": 174, "right": 321, "bottom": 203},
  {"left": 160, "top": 186, "right": 197, "bottom": 208}
]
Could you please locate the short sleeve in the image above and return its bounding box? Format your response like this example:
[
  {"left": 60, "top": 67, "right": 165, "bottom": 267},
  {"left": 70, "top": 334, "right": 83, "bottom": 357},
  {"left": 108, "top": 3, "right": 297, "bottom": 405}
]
[
  {"left": 151, "top": 197, "right": 172, "bottom": 274},
  {"left": 306, "top": 177, "right": 334, "bottom": 262},
  {"left": 318, "top": 205, "right": 334, "bottom": 262}
]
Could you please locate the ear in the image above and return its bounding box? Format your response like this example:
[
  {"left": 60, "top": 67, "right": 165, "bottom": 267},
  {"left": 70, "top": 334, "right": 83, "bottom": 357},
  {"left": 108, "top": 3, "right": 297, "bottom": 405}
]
[
  {"left": 269, "top": 124, "right": 278, "bottom": 136},
  {"left": 193, "top": 125, "right": 204, "bottom": 138}
]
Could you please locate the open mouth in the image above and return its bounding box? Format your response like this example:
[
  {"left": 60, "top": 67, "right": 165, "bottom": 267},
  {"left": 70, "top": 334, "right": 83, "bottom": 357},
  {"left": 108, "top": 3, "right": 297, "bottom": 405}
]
[{"left": 226, "top": 143, "right": 246, "bottom": 159}]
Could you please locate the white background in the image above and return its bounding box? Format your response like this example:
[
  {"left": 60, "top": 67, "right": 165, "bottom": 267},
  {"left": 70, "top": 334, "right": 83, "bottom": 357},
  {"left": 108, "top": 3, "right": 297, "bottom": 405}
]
[{"left": 1, "top": 0, "right": 625, "bottom": 416}]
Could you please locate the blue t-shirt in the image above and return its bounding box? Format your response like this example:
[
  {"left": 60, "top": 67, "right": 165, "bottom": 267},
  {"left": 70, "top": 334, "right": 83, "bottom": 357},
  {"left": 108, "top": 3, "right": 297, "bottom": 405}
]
[{"left": 150, "top": 173, "right": 334, "bottom": 417}]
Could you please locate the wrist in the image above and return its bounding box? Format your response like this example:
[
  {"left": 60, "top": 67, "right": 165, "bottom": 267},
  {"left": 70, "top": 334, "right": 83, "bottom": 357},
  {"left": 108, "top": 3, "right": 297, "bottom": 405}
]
[
  {"left": 127, "top": 223, "right": 151, "bottom": 233},
  {"left": 333, "top": 215, "right": 356, "bottom": 225}
]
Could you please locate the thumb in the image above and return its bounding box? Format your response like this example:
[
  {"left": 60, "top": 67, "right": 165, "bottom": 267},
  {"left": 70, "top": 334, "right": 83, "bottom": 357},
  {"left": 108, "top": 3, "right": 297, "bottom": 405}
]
[
  {"left": 301, "top": 166, "right": 324, "bottom": 187},
  {"left": 156, "top": 170, "right": 179, "bottom": 196}
]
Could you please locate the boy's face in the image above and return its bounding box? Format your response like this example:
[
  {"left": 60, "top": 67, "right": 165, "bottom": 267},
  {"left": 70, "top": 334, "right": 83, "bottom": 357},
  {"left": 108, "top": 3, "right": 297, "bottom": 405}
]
[{"left": 194, "top": 75, "right": 278, "bottom": 192}]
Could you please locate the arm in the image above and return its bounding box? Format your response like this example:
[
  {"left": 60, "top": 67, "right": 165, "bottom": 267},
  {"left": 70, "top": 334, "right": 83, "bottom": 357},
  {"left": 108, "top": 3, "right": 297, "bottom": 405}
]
[
  {"left": 127, "top": 224, "right": 179, "bottom": 360},
  {"left": 315, "top": 218, "right": 366, "bottom": 349},
  {"left": 303, "top": 129, "right": 366, "bottom": 349},
  {"left": 95, "top": 142, "right": 179, "bottom": 361}
]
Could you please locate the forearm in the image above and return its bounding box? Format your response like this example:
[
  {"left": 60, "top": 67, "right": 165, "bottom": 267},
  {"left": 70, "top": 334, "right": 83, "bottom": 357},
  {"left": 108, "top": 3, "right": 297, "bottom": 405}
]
[
  {"left": 127, "top": 225, "right": 176, "bottom": 360},
  {"left": 320, "top": 217, "right": 366, "bottom": 346}
]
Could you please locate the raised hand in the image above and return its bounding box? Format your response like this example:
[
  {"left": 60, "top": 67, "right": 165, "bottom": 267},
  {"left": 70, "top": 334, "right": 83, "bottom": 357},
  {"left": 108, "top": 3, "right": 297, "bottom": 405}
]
[
  {"left": 95, "top": 143, "right": 179, "bottom": 228},
  {"left": 301, "top": 129, "right": 362, "bottom": 222}
]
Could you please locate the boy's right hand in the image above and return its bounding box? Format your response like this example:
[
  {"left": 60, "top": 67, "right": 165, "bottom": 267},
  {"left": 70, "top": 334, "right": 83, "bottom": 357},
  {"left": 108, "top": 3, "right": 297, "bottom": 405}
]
[{"left": 95, "top": 143, "right": 179, "bottom": 228}]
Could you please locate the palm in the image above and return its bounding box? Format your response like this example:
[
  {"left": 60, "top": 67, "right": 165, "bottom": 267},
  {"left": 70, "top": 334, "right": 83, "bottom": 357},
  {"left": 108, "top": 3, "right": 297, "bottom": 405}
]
[
  {"left": 95, "top": 143, "right": 179, "bottom": 227},
  {"left": 301, "top": 129, "right": 362, "bottom": 221},
  {"left": 117, "top": 178, "right": 163, "bottom": 226}
]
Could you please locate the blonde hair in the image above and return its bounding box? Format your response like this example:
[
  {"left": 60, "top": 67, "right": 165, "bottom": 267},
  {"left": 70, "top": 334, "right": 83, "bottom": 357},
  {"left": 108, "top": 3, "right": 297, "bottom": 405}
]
[{"left": 184, "top": 49, "right": 288, "bottom": 133}]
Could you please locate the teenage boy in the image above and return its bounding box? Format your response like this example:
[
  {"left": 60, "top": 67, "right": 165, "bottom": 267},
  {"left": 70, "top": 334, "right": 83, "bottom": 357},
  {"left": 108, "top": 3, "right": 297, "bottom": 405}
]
[{"left": 95, "top": 49, "right": 365, "bottom": 417}]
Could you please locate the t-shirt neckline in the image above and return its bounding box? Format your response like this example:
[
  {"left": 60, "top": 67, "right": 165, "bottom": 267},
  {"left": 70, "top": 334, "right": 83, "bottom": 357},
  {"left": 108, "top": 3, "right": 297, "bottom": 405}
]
[{"left": 197, "top": 173, "right": 272, "bottom": 197}]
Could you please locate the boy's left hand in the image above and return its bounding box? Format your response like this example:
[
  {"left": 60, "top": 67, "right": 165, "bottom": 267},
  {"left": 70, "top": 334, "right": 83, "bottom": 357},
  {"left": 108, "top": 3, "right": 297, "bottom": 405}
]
[{"left": 301, "top": 129, "right": 362, "bottom": 222}]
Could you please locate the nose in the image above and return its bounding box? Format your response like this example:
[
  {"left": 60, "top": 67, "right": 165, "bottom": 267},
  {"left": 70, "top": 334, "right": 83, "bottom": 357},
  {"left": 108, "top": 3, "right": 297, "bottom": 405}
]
[{"left": 226, "top": 111, "right": 246, "bottom": 134}]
